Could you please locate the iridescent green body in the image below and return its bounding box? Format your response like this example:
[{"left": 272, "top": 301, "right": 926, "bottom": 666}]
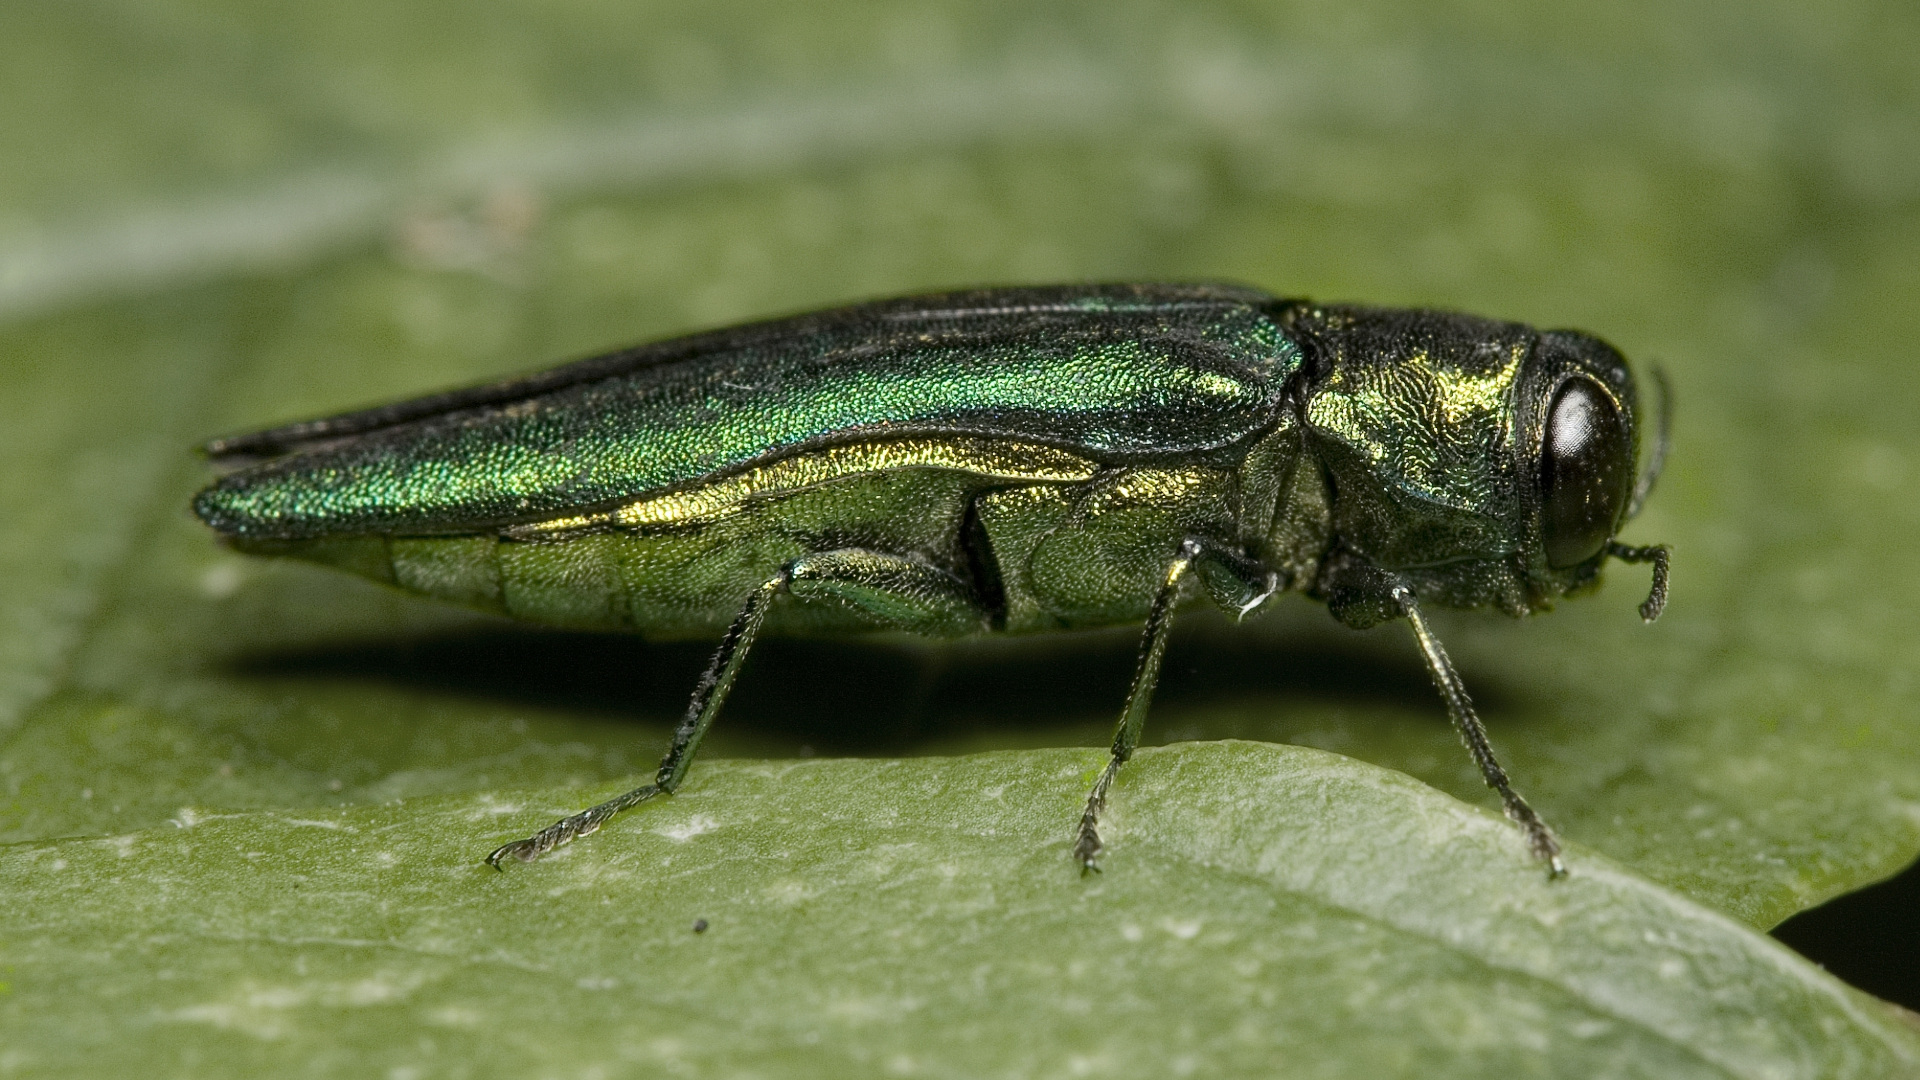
[
  {"left": 194, "top": 283, "right": 1670, "bottom": 873},
  {"left": 200, "top": 285, "right": 1307, "bottom": 636}
]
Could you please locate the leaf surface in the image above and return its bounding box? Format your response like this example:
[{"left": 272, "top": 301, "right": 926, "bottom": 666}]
[
  {"left": 5, "top": 743, "right": 1917, "bottom": 1078},
  {"left": 3, "top": 1, "right": 1919, "bottom": 1074}
]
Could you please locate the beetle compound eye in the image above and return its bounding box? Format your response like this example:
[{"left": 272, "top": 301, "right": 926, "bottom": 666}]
[{"left": 1539, "top": 377, "right": 1631, "bottom": 568}]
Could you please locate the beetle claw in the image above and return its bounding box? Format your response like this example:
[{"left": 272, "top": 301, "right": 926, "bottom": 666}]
[{"left": 485, "top": 835, "right": 550, "bottom": 868}]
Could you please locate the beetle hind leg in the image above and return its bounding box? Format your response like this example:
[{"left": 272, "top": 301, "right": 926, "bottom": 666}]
[
  {"left": 783, "top": 549, "right": 990, "bottom": 637},
  {"left": 486, "top": 549, "right": 991, "bottom": 867},
  {"left": 486, "top": 566, "right": 789, "bottom": 867}
]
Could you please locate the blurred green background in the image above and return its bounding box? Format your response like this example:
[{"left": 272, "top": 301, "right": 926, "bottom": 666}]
[{"left": 2, "top": 1, "right": 1918, "bottom": 1075}]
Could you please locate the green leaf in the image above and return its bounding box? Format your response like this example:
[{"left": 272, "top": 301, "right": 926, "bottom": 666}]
[
  {"left": 5, "top": 743, "right": 1918, "bottom": 1077},
  {"left": 3, "top": 1, "right": 1920, "bottom": 1074}
]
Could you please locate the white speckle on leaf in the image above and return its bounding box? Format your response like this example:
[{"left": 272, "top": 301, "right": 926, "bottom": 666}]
[
  {"left": 342, "top": 978, "right": 410, "bottom": 1006},
  {"left": 424, "top": 1006, "right": 483, "bottom": 1029},
  {"left": 1160, "top": 918, "right": 1202, "bottom": 940},
  {"left": 278, "top": 817, "right": 349, "bottom": 831},
  {"left": 199, "top": 561, "right": 247, "bottom": 599},
  {"left": 655, "top": 814, "right": 719, "bottom": 841},
  {"left": 170, "top": 1002, "right": 291, "bottom": 1041},
  {"left": 766, "top": 879, "right": 815, "bottom": 906},
  {"left": 1120, "top": 923, "right": 1144, "bottom": 942},
  {"left": 1066, "top": 1051, "right": 1117, "bottom": 1076},
  {"left": 468, "top": 795, "right": 526, "bottom": 819},
  {"left": 1569, "top": 1019, "right": 1615, "bottom": 1039},
  {"left": 829, "top": 995, "right": 925, "bottom": 1025},
  {"left": 167, "top": 984, "right": 309, "bottom": 1040}
]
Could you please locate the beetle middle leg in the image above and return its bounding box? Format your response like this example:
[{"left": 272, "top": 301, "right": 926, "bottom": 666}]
[
  {"left": 486, "top": 549, "right": 987, "bottom": 866},
  {"left": 1073, "top": 537, "right": 1280, "bottom": 872}
]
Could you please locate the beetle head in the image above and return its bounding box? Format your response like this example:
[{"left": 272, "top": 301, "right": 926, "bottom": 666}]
[
  {"left": 1285, "top": 304, "right": 1665, "bottom": 622},
  {"left": 1512, "top": 327, "right": 1662, "bottom": 605}
]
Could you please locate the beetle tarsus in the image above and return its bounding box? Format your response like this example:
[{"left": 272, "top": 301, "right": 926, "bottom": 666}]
[
  {"left": 485, "top": 783, "right": 662, "bottom": 868},
  {"left": 1074, "top": 759, "right": 1121, "bottom": 872},
  {"left": 1074, "top": 833, "right": 1104, "bottom": 874},
  {"left": 1501, "top": 792, "right": 1568, "bottom": 879}
]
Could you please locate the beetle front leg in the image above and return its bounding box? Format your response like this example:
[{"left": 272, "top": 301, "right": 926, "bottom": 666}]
[
  {"left": 1073, "top": 536, "right": 1278, "bottom": 872},
  {"left": 1392, "top": 583, "right": 1566, "bottom": 877}
]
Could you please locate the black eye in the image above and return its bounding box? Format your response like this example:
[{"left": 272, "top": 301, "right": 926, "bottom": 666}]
[{"left": 1539, "top": 377, "right": 1631, "bottom": 568}]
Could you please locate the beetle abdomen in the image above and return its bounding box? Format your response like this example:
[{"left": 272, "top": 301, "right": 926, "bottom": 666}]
[{"left": 243, "top": 463, "right": 1081, "bottom": 636}]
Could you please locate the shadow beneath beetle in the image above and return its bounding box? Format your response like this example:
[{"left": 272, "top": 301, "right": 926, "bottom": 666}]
[{"left": 228, "top": 606, "right": 1530, "bottom": 758}]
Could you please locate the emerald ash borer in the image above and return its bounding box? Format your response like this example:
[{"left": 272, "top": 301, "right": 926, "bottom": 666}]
[{"left": 194, "top": 283, "right": 1670, "bottom": 876}]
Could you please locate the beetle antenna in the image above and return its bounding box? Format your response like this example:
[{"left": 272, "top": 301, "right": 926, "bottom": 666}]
[
  {"left": 1625, "top": 365, "right": 1671, "bottom": 521},
  {"left": 1606, "top": 542, "right": 1669, "bottom": 622}
]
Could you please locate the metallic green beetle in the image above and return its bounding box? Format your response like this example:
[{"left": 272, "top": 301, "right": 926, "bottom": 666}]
[{"left": 194, "top": 283, "right": 1670, "bottom": 875}]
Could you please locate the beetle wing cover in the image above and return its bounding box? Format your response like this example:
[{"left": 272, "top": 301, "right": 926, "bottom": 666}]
[{"left": 195, "top": 283, "right": 1301, "bottom": 539}]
